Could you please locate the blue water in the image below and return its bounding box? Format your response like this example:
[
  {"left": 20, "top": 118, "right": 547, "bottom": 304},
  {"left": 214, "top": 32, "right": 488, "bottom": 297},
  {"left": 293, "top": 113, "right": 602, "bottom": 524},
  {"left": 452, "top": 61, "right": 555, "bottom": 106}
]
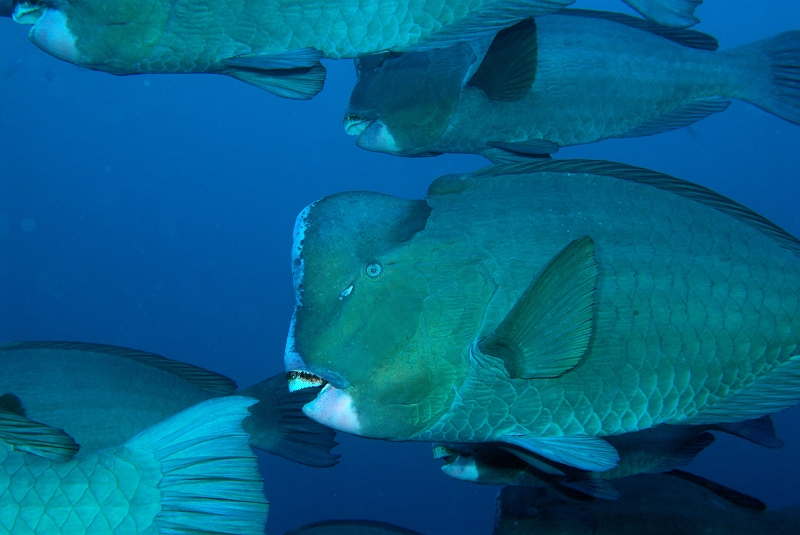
[{"left": 1, "top": 1, "right": 799, "bottom": 533}]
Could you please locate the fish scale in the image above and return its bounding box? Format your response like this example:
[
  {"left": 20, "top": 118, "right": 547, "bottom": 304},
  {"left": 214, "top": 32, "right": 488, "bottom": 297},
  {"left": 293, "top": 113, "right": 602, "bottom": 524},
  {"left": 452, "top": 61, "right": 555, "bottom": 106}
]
[
  {"left": 0, "top": 442, "right": 161, "bottom": 533},
  {"left": 415, "top": 169, "right": 800, "bottom": 442},
  {"left": 287, "top": 160, "right": 800, "bottom": 470}
]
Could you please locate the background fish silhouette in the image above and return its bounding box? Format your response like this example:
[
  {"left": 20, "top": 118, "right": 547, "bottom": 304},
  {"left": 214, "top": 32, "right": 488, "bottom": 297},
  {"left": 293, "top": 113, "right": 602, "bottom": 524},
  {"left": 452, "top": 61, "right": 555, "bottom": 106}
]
[
  {"left": 434, "top": 417, "right": 783, "bottom": 500},
  {"left": 0, "top": 340, "right": 339, "bottom": 466},
  {"left": 3, "top": 0, "right": 707, "bottom": 99},
  {"left": 494, "top": 472, "right": 800, "bottom": 534},
  {"left": 285, "top": 159, "right": 800, "bottom": 472},
  {"left": 345, "top": 11, "right": 800, "bottom": 161}
]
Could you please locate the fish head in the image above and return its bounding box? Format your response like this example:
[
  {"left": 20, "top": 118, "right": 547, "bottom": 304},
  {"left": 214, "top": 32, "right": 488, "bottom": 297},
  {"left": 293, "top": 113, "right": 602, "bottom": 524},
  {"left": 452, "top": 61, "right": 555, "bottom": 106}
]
[
  {"left": 345, "top": 44, "right": 475, "bottom": 157},
  {"left": 11, "top": 0, "right": 168, "bottom": 72},
  {"left": 286, "top": 190, "right": 472, "bottom": 439}
]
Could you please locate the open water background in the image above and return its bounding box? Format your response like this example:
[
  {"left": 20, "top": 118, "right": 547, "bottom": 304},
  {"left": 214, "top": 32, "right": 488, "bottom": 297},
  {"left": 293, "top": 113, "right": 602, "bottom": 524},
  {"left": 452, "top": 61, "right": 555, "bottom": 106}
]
[{"left": 1, "top": 1, "right": 799, "bottom": 533}]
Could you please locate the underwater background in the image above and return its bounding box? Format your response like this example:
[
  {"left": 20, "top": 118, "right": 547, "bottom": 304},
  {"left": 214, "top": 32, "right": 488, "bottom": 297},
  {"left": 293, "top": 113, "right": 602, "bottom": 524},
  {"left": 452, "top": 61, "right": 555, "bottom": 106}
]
[{"left": 1, "top": 1, "right": 798, "bottom": 533}]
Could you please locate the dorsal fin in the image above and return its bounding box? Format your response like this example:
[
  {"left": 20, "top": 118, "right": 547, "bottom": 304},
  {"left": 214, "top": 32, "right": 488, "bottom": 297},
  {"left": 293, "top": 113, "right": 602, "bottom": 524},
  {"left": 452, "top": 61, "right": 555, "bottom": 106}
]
[
  {"left": 0, "top": 341, "right": 237, "bottom": 395},
  {"left": 667, "top": 470, "right": 767, "bottom": 511},
  {"left": 561, "top": 8, "right": 718, "bottom": 50},
  {"left": 472, "top": 159, "right": 800, "bottom": 259},
  {"left": 467, "top": 18, "right": 538, "bottom": 101}
]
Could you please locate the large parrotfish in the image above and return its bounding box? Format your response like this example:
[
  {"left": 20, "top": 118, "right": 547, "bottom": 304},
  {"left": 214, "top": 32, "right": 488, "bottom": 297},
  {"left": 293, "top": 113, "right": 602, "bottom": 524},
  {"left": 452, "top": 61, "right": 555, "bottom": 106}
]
[
  {"left": 3, "top": 0, "right": 705, "bottom": 99},
  {"left": 0, "top": 341, "right": 338, "bottom": 467},
  {"left": 345, "top": 11, "right": 800, "bottom": 161},
  {"left": 495, "top": 473, "right": 800, "bottom": 535},
  {"left": 285, "top": 159, "right": 800, "bottom": 472},
  {"left": 1, "top": 396, "right": 269, "bottom": 535},
  {"left": 434, "top": 417, "right": 782, "bottom": 500}
]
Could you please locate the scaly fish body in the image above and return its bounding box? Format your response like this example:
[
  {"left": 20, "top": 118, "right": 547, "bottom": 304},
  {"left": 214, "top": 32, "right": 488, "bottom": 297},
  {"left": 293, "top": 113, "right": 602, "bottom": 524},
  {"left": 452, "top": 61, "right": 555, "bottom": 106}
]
[
  {"left": 286, "top": 159, "right": 800, "bottom": 471},
  {"left": 346, "top": 11, "right": 800, "bottom": 159},
  {"left": 6, "top": 0, "right": 705, "bottom": 98},
  {"left": 0, "top": 341, "right": 339, "bottom": 466},
  {"left": 8, "top": 0, "right": 574, "bottom": 98},
  {"left": 0, "top": 397, "right": 268, "bottom": 535}
]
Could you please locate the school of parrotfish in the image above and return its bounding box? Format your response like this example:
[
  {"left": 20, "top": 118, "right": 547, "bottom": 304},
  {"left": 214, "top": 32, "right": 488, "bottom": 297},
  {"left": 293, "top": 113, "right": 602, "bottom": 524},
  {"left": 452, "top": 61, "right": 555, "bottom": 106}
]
[{"left": 2, "top": 0, "right": 800, "bottom": 533}]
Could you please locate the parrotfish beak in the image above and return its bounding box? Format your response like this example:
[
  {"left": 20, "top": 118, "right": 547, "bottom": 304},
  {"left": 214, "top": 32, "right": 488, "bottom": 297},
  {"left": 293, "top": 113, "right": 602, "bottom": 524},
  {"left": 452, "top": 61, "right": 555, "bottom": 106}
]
[
  {"left": 440, "top": 456, "right": 481, "bottom": 482},
  {"left": 12, "top": 3, "right": 83, "bottom": 65},
  {"left": 286, "top": 369, "right": 363, "bottom": 435},
  {"left": 343, "top": 115, "right": 402, "bottom": 155}
]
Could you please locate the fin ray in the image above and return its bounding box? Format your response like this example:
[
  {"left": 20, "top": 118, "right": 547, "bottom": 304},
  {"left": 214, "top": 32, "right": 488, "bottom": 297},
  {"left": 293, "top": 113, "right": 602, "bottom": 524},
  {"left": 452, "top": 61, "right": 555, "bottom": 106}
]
[
  {"left": 500, "top": 433, "right": 619, "bottom": 471},
  {"left": 467, "top": 18, "right": 538, "bottom": 101},
  {"left": 0, "top": 341, "right": 237, "bottom": 395},
  {"left": 615, "top": 97, "right": 730, "bottom": 138},
  {"left": 238, "top": 373, "right": 339, "bottom": 467},
  {"left": 472, "top": 159, "right": 800, "bottom": 258},
  {"left": 478, "top": 236, "right": 598, "bottom": 379}
]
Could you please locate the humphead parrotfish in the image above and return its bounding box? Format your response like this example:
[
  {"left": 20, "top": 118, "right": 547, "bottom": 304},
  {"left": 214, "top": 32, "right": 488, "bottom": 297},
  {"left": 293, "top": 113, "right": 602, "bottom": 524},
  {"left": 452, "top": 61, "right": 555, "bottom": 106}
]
[
  {"left": 434, "top": 416, "right": 782, "bottom": 500},
  {"left": 285, "top": 158, "right": 800, "bottom": 472},
  {"left": 0, "top": 340, "right": 338, "bottom": 467},
  {"left": 1, "top": 396, "right": 269, "bottom": 535},
  {"left": 494, "top": 472, "right": 800, "bottom": 535},
  {"left": 345, "top": 11, "right": 800, "bottom": 160},
  {"left": 285, "top": 520, "right": 425, "bottom": 535},
  {"left": 3, "top": 0, "right": 706, "bottom": 99}
]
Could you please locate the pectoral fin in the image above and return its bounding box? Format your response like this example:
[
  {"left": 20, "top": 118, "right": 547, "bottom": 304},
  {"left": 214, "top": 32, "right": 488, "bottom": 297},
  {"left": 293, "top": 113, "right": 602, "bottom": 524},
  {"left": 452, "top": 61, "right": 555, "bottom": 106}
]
[
  {"left": 0, "top": 393, "right": 79, "bottom": 461},
  {"left": 467, "top": 18, "right": 538, "bottom": 101},
  {"left": 224, "top": 49, "right": 327, "bottom": 99},
  {"left": 478, "top": 236, "right": 598, "bottom": 379},
  {"left": 500, "top": 433, "right": 619, "bottom": 472}
]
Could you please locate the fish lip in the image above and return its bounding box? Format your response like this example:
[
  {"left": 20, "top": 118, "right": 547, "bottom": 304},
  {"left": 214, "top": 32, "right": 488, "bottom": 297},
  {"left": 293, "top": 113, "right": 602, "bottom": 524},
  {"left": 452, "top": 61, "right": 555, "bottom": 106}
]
[{"left": 343, "top": 114, "right": 372, "bottom": 136}]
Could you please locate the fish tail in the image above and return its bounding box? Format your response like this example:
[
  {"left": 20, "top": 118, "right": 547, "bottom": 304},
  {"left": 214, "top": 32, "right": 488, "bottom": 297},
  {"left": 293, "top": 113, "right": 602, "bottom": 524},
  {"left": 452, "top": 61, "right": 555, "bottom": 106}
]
[
  {"left": 726, "top": 31, "right": 800, "bottom": 125},
  {"left": 238, "top": 373, "right": 340, "bottom": 467},
  {"left": 124, "top": 396, "right": 269, "bottom": 535}
]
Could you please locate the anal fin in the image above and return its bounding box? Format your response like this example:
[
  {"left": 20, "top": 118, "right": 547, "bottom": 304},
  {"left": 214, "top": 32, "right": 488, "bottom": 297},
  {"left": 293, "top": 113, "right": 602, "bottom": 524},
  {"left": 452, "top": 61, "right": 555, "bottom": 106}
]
[{"left": 616, "top": 97, "right": 730, "bottom": 138}]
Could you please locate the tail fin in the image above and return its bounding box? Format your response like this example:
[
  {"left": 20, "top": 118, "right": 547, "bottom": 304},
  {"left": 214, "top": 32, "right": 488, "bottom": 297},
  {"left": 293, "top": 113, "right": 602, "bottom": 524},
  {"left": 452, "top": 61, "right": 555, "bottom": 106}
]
[
  {"left": 238, "top": 373, "right": 340, "bottom": 467},
  {"left": 125, "top": 396, "right": 269, "bottom": 535},
  {"left": 729, "top": 31, "right": 800, "bottom": 125}
]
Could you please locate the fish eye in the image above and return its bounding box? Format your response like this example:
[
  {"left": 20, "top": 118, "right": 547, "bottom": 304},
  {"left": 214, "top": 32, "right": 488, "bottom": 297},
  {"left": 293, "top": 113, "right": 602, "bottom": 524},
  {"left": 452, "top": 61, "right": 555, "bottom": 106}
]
[{"left": 365, "top": 260, "right": 384, "bottom": 279}]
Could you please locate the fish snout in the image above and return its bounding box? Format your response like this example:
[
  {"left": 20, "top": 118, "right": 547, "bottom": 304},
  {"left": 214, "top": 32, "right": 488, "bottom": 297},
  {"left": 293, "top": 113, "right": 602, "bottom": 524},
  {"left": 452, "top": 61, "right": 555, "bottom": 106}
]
[
  {"left": 301, "top": 383, "right": 362, "bottom": 435},
  {"left": 352, "top": 119, "right": 402, "bottom": 155},
  {"left": 16, "top": 5, "right": 83, "bottom": 65}
]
